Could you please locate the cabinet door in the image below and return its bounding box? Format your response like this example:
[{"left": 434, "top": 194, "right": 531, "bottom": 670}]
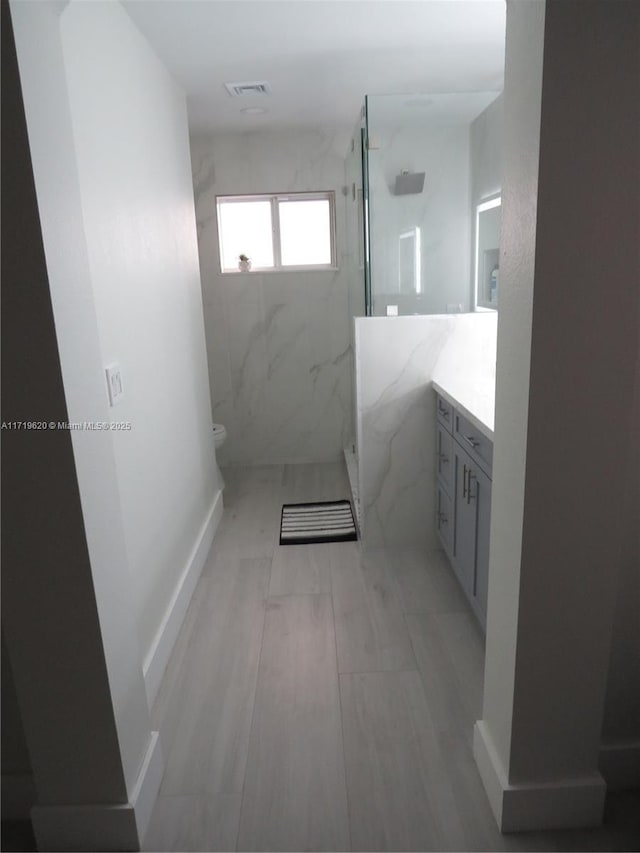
[
  {"left": 436, "top": 424, "right": 453, "bottom": 494},
  {"left": 436, "top": 394, "right": 453, "bottom": 433},
  {"left": 436, "top": 484, "right": 453, "bottom": 558},
  {"left": 469, "top": 463, "right": 492, "bottom": 631},
  {"left": 453, "top": 444, "right": 476, "bottom": 598}
]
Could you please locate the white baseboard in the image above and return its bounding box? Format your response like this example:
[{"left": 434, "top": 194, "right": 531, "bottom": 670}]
[
  {"left": 599, "top": 739, "right": 640, "bottom": 790},
  {"left": 473, "top": 720, "right": 606, "bottom": 832},
  {"left": 130, "top": 730, "right": 164, "bottom": 841},
  {"left": 30, "top": 731, "right": 163, "bottom": 851},
  {"left": 1, "top": 773, "right": 36, "bottom": 820},
  {"left": 142, "top": 489, "right": 224, "bottom": 708}
]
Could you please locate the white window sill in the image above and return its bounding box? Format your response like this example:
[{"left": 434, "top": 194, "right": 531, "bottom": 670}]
[{"left": 220, "top": 266, "right": 339, "bottom": 275}]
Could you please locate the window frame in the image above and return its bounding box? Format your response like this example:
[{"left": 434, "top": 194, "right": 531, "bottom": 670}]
[{"left": 216, "top": 191, "right": 338, "bottom": 274}]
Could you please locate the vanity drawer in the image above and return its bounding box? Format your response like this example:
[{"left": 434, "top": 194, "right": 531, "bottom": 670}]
[
  {"left": 436, "top": 423, "right": 454, "bottom": 494},
  {"left": 436, "top": 394, "right": 453, "bottom": 433},
  {"left": 454, "top": 410, "right": 493, "bottom": 477}
]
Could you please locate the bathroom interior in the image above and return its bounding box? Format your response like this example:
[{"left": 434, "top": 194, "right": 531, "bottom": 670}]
[
  {"left": 201, "top": 85, "right": 504, "bottom": 631},
  {"left": 5, "top": 1, "right": 638, "bottom": 850},
  {"left": 202, "top": 90, "right": 504, "bottom": 494}
]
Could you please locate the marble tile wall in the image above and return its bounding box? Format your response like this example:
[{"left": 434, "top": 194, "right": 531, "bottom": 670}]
[
  {"left": 191, "top": 129, "right": 353, "bottom": 464},
  {"left": 355, "top": 313, "right": 497, "bottom": 547}
]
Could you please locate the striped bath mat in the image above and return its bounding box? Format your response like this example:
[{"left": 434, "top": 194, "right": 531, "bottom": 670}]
[{"left": 279, "top": 500, "right": 357, "bottom": 545}]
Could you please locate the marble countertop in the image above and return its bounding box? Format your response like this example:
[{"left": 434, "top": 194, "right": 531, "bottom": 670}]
[{"left": 432, "top": 378, "right": 495, "bottom": 441}]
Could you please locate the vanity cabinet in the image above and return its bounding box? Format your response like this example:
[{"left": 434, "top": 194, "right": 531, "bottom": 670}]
[
  {"left": 436, "top": 422, "right": 454, "bottom": 559},
  {"left": 452, "top": 441, "right": 491, "bottom": 630},
  {"left": 436, "top": 392, "right": 493, "bottom": 632}
]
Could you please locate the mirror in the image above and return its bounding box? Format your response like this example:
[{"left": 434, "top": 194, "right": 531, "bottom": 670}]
[{"left": 475, "top": 196, "right": 501, "bottom": 310}]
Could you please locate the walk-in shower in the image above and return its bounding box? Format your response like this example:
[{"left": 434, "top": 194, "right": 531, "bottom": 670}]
[{"left": 346, "top": 91, "right": 503, "bottom": 318}]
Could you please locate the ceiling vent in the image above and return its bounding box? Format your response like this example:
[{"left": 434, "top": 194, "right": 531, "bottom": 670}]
[{"left": 224, "top": 81, "right": 272, "bottom": 98}]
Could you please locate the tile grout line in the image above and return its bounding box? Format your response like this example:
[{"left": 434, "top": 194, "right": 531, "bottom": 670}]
[
  {"left": 233, "top": 552, "right": 275, "bottom": 851},
  {"left": 329, "top": 548, "right": 354, "bottom": 853},
  {"left": 338, "top": 666, "right": 420, "bottom": 676}
]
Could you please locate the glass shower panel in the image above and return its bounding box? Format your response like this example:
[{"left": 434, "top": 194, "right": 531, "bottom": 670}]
[
  {"left": 361, "top": 124, "right": 372, "bottom": 316},
  {"left": 364, "top": 91, "right": 501, "bottom": 316},
  {"left": 343, "top": 112, "right": 368, "bottom": 468}
]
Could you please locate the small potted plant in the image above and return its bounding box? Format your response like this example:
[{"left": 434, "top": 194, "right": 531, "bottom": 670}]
[{"left": 238, "top": 253, "right": 251, "bottom": 272}]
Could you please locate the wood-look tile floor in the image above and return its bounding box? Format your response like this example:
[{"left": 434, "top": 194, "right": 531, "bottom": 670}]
[{"left": 144, "top": 463, "right": 640, "bottom": 852}]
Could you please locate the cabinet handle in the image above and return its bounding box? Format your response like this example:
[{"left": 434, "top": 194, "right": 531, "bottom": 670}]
[
  {"left": 462, "top": 464, "right": 467, "bottom": 498},
  {"left": 467, "top": 470, "right": 476, "bottom": 504},
  {"left": 438, "top": 452, "right": 449, "bottom": 464},
  {"left": 437, "top": 512, "right": 448, "bottom": 526},
  {"left": 439, "top": 406, "right": 450, "bottom": 419},
  {"left": 464, "top": 434, "right": 480, "bottom": 449}
]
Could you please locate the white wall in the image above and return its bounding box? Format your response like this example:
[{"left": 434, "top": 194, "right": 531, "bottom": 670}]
[
  {"left": 61, "top": 1, "right": 220, "bottom": 669},
  {"left": 8, "top": 1, "right": 221, "bottom": 843},
  {"left": 368, "top": 124, "right": 471, "bottom": 315},
  {"left": 478, "top": 0, "right": 544, "bottom": 786},
  {"left": 191, "top": 128, "right": 353, "bottom": 464},
  {"left": 471, "top": 95, "right": 504, "bottom": 205}
]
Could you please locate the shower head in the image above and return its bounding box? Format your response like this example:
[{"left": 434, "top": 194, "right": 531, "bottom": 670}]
[{"left": 394, "top": 171, "right": 425, "bottom": 195}]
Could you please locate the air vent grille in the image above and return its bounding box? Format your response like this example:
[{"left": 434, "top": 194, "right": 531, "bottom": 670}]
[{"left": 225, "top": 81, "right": 272, "bottom": 97}]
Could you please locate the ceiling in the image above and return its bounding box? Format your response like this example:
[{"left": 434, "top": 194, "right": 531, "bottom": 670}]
[
  {"left": 367, "top": 91, "right": 500, "bottom": 129},
  {"left": 122, "top": 0, "right": 506, "bottom": 136}
]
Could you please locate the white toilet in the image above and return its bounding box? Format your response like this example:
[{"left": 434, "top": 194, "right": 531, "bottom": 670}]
[
  {"left": 212, "top": 423, "right": 227, "bottom": 451},
  {"left": 212, "top": 423, "right": 227, "bottom": 489}
]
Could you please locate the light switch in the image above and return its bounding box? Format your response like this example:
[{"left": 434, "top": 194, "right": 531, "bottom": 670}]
[{"left": 105, "top": 363, "right": 124, "bottom": 406}]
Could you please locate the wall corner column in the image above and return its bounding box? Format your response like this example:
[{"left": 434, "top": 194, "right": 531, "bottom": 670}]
[
  {"left": 3, "top": 1, "right": 164, "bottom": 848},
  {"left": 475, "top": 0, "right": 640, "bottom": 833}
]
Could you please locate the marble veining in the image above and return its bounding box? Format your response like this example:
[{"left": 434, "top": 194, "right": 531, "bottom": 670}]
[
  {"left": 431, "top": 312, "right": 498, "bottom": 437},
  {"left": 432, "top": 382, "right": 495, "bottom": 440},
  {"left": 355, "top": 314, "right": 497, "bottom": 548}
]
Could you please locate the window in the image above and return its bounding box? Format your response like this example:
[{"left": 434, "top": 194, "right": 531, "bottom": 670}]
[{"left": 216, "top": 192, "right": 336, "bottom": 273}]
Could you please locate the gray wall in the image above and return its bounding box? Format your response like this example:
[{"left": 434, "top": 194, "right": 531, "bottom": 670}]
[
  {"left": 600, "top": 334, "right": 640, "bottom": 786},
  {"left": 3, "top": 0, "right": 137, "bottom": 829},
  {"left": 477, "top": 0, "right": 640, "bottom": 829},
  {"left": 1, "top": 633, "right": 34, "bottom": 817}
]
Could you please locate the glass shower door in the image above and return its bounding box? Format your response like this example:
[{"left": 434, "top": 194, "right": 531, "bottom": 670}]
[{"left": 362, "top": 98, "right": 372, "bottom": 315}]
